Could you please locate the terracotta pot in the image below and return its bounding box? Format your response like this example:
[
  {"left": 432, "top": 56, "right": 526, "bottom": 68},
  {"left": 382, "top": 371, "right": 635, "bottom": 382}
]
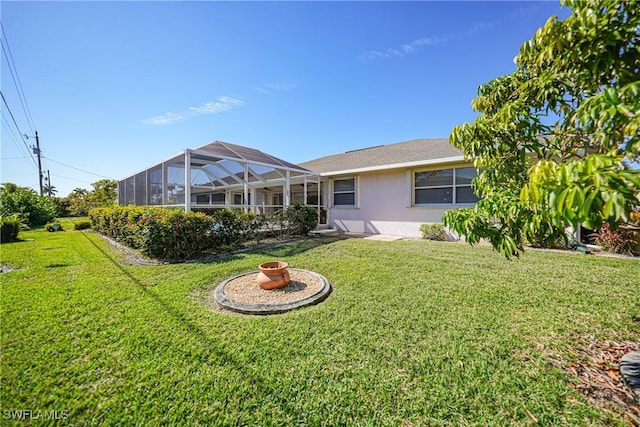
[{"left": 257, "top": 261, "right": 291, "bottom": 290}]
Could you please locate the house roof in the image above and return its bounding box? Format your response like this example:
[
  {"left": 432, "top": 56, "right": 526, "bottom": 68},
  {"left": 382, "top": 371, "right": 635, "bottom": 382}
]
[
  {"left": 298, "top": 138, "right": 465, "bottom": 175},
  {"left": 192, "top": 140, "right": 310, "bottom": 173}
]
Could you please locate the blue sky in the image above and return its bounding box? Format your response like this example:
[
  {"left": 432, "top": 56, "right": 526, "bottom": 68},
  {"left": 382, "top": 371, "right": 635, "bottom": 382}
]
[{"left": 1, "top": 1, "right": 569, "bottom": 197}]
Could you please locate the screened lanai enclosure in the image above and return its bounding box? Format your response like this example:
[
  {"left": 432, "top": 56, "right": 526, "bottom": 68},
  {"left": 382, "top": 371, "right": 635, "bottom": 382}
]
[{"left": 118, "top": 141, "right": 324, "bottom": 221}]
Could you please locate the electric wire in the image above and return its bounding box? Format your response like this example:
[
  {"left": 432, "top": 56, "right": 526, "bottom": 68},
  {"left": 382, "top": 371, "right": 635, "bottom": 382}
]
[
  {"left": 1, "top": 112, "right": 25, "bottom": 155},
  {"left": 0, "top": 22, "right": 35, "bottom": 133},
  {"left": 43, "top": 156, "right": 112, "bottom": 179},
  {"left": 0, "top": 90, "right": 31, "bottom": 155},
  {"left": 49, "top": 173, "right": 93, "bottom": 184},
  {"left": 1, "top": 113, "right": 38, "bottom": 170}
]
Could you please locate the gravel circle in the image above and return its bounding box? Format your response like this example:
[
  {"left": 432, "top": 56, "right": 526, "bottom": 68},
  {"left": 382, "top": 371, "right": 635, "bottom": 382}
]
[
  {"left": 213, "top": 268, "right": 331, "bottom": 315},
  {"left": 224, "top": 269, "right": 322, "bottom": 304}
]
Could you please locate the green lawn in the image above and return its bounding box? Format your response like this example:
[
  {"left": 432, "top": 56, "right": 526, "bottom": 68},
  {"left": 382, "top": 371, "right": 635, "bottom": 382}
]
[{"left": 1, "top": 219, "right": 638, "bottom": 425}]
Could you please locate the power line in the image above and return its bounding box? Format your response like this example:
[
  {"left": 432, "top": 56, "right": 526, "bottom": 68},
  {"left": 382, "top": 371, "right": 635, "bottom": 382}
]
[
  {"left": 49, "top": 173, "right": 93, "bottom": 185},
  {"left": 0, "top": 91, "right": 30, "bottom": 153},
  {"left": 0, "top": 22, "right": 35, "bottom": 133},
  {"left": 1, "top": 112, "right": 38, "bottom": 170},
  {"left": 43, "top": 156, "right": 112, "bottom": 179}
]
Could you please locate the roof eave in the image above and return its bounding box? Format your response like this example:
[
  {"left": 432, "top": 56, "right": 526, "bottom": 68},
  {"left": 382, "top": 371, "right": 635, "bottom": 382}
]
[{"left": 312, "top": 155, "right": 467, "bottom": 176}]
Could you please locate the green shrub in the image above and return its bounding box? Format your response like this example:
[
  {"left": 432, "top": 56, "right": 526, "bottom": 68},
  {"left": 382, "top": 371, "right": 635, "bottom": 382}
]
[
  {"left": 90, "top": 205, "right": 320, "bottom": 261},
  {"left": 0, "top": 184, "right": 56, "bottom": 226},
  {"left": 74, "top": 221, "right": 92, "bottom": 231},
  {"left": 139, "top": 209, "right": 216, "bottom": 260},
  {"left": 90, "top": 206, "right": 153, "bottom": 250},
  {"left": 53, "top": 197, "right": 71, "bottom": 217},
  {"left": 284, "top": 203, "right": 318, "bottom": 236},
  {"left": 420, "top": 223, "right": 447, "bottom": 241},
  {"left": 0, "top": 214, "right": 28, "bottom": 243},
  {"left": 208, "top": 209, "right": 245, "bottom": 247}
]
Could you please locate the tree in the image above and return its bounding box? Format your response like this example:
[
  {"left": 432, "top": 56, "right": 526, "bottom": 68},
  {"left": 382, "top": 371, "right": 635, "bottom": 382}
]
[
  {"left": 87, "top": 179, "right": 117, "bottom": 208},
  {"left": 0, "top": 183, "right": 56, "bottom": 226},
  {"left": 67, "top": 187, "right": 90, "bottom": 216},
  {"left": 70, "top": 188, "right": 89, "bottom": 198},
  {"left": 65, "top": 181, "right": 117, "bottom": 216},
  {"left": 443, "top": 0, "right": 639, "bottom": 258},
  {"left": 43, "top": 183, "right": 58, "bottom": 197}
]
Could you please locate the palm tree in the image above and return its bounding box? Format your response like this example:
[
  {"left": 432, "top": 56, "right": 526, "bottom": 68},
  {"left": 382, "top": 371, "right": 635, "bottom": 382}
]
[
  {"left": 70, "top": 188, "right": 88, "bottom": 198},
  {"left": 43, "top": 183, "right": 58, "bottom": 197}
]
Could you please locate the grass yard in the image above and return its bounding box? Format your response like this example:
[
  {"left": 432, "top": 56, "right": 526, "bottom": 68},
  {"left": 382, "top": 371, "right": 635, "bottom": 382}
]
[{"left": 1, "top": 219, "right": 639, "bottom": 425}]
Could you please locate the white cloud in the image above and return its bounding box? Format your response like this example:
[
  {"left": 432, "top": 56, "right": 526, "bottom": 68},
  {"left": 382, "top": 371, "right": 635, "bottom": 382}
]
[
  {"left": 358, "top": 35, "right": 447, "bottom": 61},
  {"left": 189, "top": 96, "right": 244, "bottom": 115},
  {"left": 140, "top": 112, "right": 184, "bottom": 125},
  {"left": 141, "top": 96, "right": 244, "bottom": 125},
  {"left": 358, "top": 22, "right": 492, "bottom": 61},
  {"left": 254, "top": 81, "right": 296, "bottom": 94},
  {"left": 267, "top": 82, "right": 295, "bottom": 91},
  {"left": 468, "top": 22, "right": 493, "bottom": 35}
]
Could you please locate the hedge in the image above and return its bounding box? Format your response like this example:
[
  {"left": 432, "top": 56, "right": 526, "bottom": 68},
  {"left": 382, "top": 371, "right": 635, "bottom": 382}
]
[{"left": 89, "top": 204, "right": 318, "bottom": 260}]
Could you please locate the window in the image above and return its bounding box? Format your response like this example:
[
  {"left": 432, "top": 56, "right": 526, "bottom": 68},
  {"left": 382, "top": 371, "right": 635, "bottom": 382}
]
[
  {"left": 194, "top": 192, "right": 224, "bottom": 205},
  {"left": 413, "top": 167, "right": 478, "bottom": 205},
  {"left": 211, "top": 192, "right": 225, "bottom": 204},
  {"left": 232, "top": 193, "right": 250, "bottom": 205},
  {"left": 292, "top": 191, "right": 305, "bottom": 204},
  {"left": 195, "top": 194, "right": 210, "bottom": 204},
  {"left": 333, "top": 178, "right": 356, "bottom": 207}
]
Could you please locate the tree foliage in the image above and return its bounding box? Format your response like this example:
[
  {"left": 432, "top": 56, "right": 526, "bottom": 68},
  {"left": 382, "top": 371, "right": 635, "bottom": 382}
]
[
  {"left": 443, "top": 0, "right": 639, "bottom": 257},
  {"left": 0, "top": 183, "right": 56, "bottom": 227},
  {"left": 64, "top": 180, "right": 117, "bottom": 216}
]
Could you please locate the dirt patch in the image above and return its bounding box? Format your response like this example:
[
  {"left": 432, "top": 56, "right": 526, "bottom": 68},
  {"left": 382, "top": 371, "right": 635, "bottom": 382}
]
[{"left": 551, "top": 340, "right": 640, "bottom": 423}]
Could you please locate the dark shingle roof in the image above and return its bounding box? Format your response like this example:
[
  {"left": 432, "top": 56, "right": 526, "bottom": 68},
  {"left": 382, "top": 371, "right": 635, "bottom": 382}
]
[{"left": 298, "top": 138, "right": 463, "bottom": 174}]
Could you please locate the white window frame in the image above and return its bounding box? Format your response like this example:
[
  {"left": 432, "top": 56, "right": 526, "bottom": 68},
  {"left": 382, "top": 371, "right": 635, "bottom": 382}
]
[
  {"left": 412, "top": 167, "right": 478, "bottom": 206},
  {"left": 332, "top": 176, "right": 358, "bottom": 208}
]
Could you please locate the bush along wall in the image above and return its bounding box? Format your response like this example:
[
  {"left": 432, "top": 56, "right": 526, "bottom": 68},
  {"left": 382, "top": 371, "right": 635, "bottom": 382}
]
[
  {"left": 420, "top": 223, "right": 447, "bottom": 241},
  {"left": 89, "top": 204, "right": 318, "bottom": 261}
]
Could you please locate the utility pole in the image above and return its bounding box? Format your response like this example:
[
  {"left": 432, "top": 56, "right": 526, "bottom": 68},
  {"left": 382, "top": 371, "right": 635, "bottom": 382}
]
[{"left": 34, "top": 130, "right": 43, "bottom": 196}]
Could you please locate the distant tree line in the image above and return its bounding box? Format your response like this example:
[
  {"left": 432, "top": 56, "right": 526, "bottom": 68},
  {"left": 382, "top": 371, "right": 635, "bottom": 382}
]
[
  {"left": 0, "top": 179, "right": 118, "bottom": 227},
  {"left": 53, "top": 179, "right": 118, "bottom": 217}
]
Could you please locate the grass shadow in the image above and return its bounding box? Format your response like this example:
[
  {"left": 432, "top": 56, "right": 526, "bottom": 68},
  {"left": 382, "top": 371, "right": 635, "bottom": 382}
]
[{"left": 79, "top": 232, "right": 282, "bottom": 402}]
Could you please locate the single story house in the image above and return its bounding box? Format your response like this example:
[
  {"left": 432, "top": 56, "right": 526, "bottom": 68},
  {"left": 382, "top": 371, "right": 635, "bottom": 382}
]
[
  {"left": 118, "top": 138, "right": 479, "bottom": 238},
  {"left": 298, "top": 138, "right": 478, "bottom": 237}
]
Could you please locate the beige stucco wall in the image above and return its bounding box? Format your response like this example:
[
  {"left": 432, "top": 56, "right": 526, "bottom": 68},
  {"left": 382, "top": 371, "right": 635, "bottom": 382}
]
[{"left": 327, "top": 164, "right": 474, "bottom": 237}]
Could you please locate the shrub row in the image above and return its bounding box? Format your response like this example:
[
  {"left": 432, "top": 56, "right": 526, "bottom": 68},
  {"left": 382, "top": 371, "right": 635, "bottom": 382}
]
[{"left": 89, "top": 204, "right": 318, "bottom": 260}]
